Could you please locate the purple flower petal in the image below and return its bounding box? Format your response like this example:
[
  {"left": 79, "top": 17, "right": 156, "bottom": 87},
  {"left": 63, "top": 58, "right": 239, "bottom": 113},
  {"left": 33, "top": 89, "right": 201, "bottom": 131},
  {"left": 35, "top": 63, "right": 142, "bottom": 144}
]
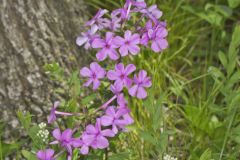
[
  {"left": 124, "top": 30, "right": 132, "bottom": 40},
  {"left": 138, "top": 70, "right": 147, "bottom": 81},
  {"left": 62, "top": 129, "right": 73, "bottom": 141},
  {"left": 96, "top": 49, "right": 108, "bottom": 61},
  {"left": 86, "top": 125, "right": 97, "bottom": 134},
  {"left": 113, "top": 36, "right": 125, "bottom": 46},
  {"left": 107, "top": 70, "right": 119, "bottom": 80},
  {"left": 101, "top": 115, "right": 114, "bottom": 126},
  {"left": 84, "top": 79, "right": 93, "bottom": 87},
  {"left": 119, "top": 45, "right": 129, "bottom": 56},
  {"left": 96, "top": 136, "right": 109, "bottom": 149},
  {"left": 130, "top": 34, "right": 140, "bottom": 44},
  {"left": 136, "top": 86, "right": 147, "bottom": 99},
  {"left": 108, "top": 49, "right": 119, "bottom": 60},
  {"left": 76, "top": 36, "right": 88, "bottom": 46},
  {"left": 125, "top": 64, "right": 136, "bottom": 75},
  {"left": 80, "top": 145, "right": 89, "bottom": 155},
  {"left": 92, "top": 38, "right": 105, "bottom": 48},
  {"left": 112, "top": 124, "right": 118, "bottom": 134},
  {"left": 80, "top": 67, "right": 91, "bottom": 77},
  {"left": 128, "top": 45, "right": 140, "bottom": 55},
  {"left": 52, "top": 129, "right": 61, "bottom": 140},
  {"left": 82, "top": 134, "right": 95, "bottom": 146},
  {"left": 93, "top": 79, "right": 101, "bottom": 90},
  {"left": 36, "top": 150, "right": 45, "bottom": 159},
  {"left": 129, "top": 85, "right": 138, "bottom": 97},
  {"left": 45, "top": 149, "right": 55, "bottom": 159}
]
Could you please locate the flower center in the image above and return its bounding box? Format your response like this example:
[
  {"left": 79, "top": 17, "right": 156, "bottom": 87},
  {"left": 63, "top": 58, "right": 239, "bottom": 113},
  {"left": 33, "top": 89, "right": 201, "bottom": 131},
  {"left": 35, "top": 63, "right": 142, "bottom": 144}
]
[
  {"left": 92, "top": 73, "right": 97, "bottom": 79},
  {"left": 120, "top": 74, "right": 125, "bottom": 79},
  {"left": 125, "top": 41, "right": 130, "bottom": 45},
  {"left": 105, "top": 44, "right": 111, "bottom": 49}
]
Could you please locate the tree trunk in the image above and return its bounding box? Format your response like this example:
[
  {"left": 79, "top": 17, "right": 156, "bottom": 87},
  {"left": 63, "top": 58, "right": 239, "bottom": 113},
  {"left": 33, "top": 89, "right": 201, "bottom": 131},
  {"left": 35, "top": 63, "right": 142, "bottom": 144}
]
[{"left": 0, "top": 0, "right": 88, "bottom": 139}]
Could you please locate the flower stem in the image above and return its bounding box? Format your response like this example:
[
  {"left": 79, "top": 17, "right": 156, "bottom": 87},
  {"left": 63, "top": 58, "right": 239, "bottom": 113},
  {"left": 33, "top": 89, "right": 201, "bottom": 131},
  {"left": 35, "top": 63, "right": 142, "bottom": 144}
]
[{"left": 100, "top": 95, "right": 117, "bottom": 109}]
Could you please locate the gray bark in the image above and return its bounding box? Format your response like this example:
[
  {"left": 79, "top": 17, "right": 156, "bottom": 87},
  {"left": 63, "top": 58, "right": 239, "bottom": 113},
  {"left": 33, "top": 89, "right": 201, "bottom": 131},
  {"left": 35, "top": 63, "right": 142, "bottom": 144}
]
[{"left": 0, "top": 0, "right": 88, "bottom": 139}]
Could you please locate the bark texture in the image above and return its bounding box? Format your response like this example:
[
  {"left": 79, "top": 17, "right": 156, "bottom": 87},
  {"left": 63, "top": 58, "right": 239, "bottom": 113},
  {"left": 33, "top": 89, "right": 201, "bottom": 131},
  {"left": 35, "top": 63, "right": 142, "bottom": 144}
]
[{"left": 0, "top": 0, "right": 88, "bottom": 139}]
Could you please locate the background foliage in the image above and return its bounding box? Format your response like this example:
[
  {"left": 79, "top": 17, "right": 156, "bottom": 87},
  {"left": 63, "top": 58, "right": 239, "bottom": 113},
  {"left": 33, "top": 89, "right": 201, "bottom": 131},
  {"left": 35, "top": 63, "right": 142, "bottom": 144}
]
[{"left": 1, "top": 0, "right": 240, "bottom": 160}]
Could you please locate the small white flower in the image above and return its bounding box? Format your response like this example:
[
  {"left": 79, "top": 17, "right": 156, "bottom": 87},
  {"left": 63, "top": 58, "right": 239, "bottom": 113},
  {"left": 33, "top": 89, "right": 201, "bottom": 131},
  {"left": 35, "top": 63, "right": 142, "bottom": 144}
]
[
  {"left": 38, "top": 122, "right": 47, "bottom": 129},
  {"left": 164, "top": 154, "right": 177, "bottom": 160},
  {"left": 37, "top": 126, "right": 49, "bottom": 143}
]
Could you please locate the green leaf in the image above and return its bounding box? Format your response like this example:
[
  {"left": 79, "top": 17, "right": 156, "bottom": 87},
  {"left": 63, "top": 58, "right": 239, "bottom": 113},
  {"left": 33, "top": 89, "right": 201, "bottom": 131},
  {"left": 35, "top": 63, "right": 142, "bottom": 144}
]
[
  {"left": 17, "top": 111, "right": 32, "bottom": 129},
  {"left": 1, "top": 142, "right": 20, "bottom": 158},
  {"left": 29, "top": 126, "right": 44, "bottom": 149},
  {"left": 108, "top": 152, "right": 129, "bottom": 160},
  {"left": 22, "top": 150, "right": 37, "bottom": 160},
  {"left": 43, "top": 62, "right": 64, "bottom": 81},
  {"left": 228, "top": 0, "right": 240, "bottom": 8},
  {"left": 139, "top": 131, "right": 156, "bottom": 145},
  {"left": 72, "top": 149, "right": 79, "bottom": 160},
  {"left": 205, "top": 4, "right": 232, "bottom": 18},
  {"left": 81, "top": 93, "right": 97, "bottom": 106},
  {"left": 200, "top": 149, "right": 212, "bottom": 160},
  {"left": 227, "top": 24, "right": 240, "bottom": 76},
  {"left": 208, "top": 66, "right": 225, "bottom": 81},
  {"left": 218, "top": 51, "right": 228, "bottom": 69}
]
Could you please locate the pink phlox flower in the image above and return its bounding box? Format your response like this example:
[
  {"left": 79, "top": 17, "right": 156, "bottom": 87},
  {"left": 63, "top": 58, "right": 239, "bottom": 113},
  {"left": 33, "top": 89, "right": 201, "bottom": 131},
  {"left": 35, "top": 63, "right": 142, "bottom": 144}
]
[
  {"left": 76, "top": 24, "right": 99, "bottom": 49},
  {"left": 84, "top": 119, "right": 115, "bottom": 149},
  {"left": 107, "top": 17, "right": 122, "bottom": 31},
  {"left": 128, "top": 0, "right": 146, "bottom": 8},
  {"left": 92, "top": 32, "right": 119, "bottom": 61},
  {"left": 111, "top": 0, "right": 144, "bottom": 20},
  {"left": 80, "top": 62, "right": 106, "bottom": 90},
  {"left": 107, "top": 63, "right": 136, "bottom": 89},
  {"left": 71, "top": 135, "right": 93, "bottom": 155},
  {"left": 48, "top": 101, "right": 59, "bottom": 124},
  {"left": 112, "top": 6, "right": 131, "bottom": 21},
  {"left": 50, "top": 129, "right": 74, "bottom": 156},
  {"left": 117, "top": 93, "right": 128, "bottom": 107},
  {"left": 36, "top": 149, "right": 55, "bottom": 160},
  {"left": 141, "top": 21, "right": 168, "bottom": 52},
  {"left": 85, "top": 9, "right": 108, "bottom": 28},
  {"left": 114, "top": 30, "right": 140, "bottom": 56},
  {"left": 110, "top": 82, "right": 123, "bottom": 97},
  {"left": 100, "top": 106, "right": 130, "bottom": 134},
  {"left": 140, "top": 5, "right": 162, "bottom": 22},
  {"left": 129, "top": 70, "right": 152, "bottom": 99}
]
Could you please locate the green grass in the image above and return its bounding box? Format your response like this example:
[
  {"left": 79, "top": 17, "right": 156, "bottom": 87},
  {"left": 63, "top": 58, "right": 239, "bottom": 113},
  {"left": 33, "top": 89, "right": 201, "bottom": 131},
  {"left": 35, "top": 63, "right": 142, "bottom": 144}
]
[{"left": 85, "top": 0, "right": 240, "bottom": 159}]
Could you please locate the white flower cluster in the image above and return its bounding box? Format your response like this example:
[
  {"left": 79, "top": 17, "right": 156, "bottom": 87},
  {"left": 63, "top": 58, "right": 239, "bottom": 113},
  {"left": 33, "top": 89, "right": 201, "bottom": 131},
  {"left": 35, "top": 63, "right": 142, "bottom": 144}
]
[
  {"left": 164, "top": 154, "right": 178, "bottom": 160},
  {"left": 37, "top": 122, "right": 49, "bottom": 143},
  {"left": 38, "top": 122, "right": 46, "bottom": 129}
]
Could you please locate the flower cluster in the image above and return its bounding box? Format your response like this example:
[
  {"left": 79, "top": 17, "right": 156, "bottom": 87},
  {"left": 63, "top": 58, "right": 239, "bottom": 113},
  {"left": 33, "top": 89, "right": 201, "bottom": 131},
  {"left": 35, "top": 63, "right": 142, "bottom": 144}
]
[
  {"left": 164, "top": 154, "right": 178, "bottom": 160},
  {"left": 37, "top": 122, "right": 49, "bottom": 143},
  {"left": 36, "top": 0, "right": 168, "bottom": 159},
  {"left": 76, "top": 1, "right": 168, "bottom": 60}
]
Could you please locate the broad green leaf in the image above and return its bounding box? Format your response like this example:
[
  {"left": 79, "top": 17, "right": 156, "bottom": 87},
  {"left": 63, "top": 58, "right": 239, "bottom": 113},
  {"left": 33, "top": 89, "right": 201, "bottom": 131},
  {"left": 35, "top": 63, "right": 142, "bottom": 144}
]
[
  {"left": 200, "top": 149, "right": 212, "bottom": 160},
  {"left": 205, "top": 3, "right": 232, "bottom": 18},
  {"left": 228, "top": 25, "right": 240, "bottom": 76},
  {"left": 208, "top": 66, "right": 225, "bottom": 81},
  {"left": 72, "top": 149, "right": 79, "bottom": 160},
  {"left": 218, "top": 51, "right": 228, "bottom": 69},
  {"left": 81, "top": 93, "right": 97, "bottom": 105},
  {"left": 22, "top": 150, "right": 37, "bottom": 160},
  {"left": 17, "top": 111, "right": 32, "bottom": 129},
  {"left": 228, "top": 0, "right": 240, "bottom": 8},
  {"left": 1, "top": 142, "right": 20, "bottom": 158},
  {"left": 139, "top": 131, "right": 156, "bottom": 145}
]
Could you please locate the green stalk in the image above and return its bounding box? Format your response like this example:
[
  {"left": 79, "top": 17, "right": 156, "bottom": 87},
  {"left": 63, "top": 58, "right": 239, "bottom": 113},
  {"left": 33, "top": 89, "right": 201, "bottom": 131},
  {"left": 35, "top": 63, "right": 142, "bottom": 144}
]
[{"left": 219, "top": 106, "right": 237, "bottom": 160}]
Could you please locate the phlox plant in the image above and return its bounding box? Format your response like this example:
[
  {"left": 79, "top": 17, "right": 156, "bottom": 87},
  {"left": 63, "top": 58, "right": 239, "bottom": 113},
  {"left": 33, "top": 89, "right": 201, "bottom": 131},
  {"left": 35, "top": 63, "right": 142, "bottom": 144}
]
[{"left": 36, "top": 0, "right": 168, "bottom": 159}]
